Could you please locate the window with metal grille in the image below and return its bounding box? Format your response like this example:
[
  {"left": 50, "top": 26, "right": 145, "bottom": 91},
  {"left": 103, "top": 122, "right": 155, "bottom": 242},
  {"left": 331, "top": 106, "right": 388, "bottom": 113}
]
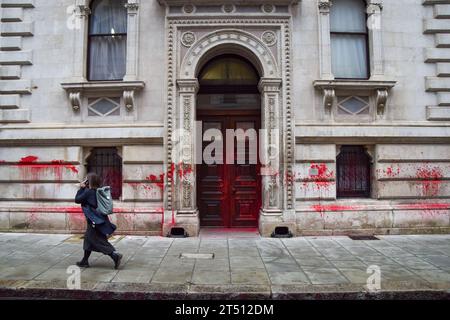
[
  {"left": 337, "top": 146, "right": 371, "bottom": 198},
  {"left": 86, "top": 148, "right": 122, "bottom": 200}
]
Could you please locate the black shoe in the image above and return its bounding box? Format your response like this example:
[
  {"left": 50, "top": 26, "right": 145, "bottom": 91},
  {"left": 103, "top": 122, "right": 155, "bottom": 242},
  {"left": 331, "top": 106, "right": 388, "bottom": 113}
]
[
  {"left": 113, "top": 253, "right": 123, "bottom": 270},
  {"left": 76, "top": 261, "right": 89, "bottom": 268}
]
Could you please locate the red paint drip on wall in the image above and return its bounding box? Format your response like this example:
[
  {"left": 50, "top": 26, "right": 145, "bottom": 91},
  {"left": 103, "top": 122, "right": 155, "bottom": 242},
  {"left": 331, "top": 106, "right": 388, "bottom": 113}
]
[{"left": 416, "top": 166, "right": 443, "bottom": 197}]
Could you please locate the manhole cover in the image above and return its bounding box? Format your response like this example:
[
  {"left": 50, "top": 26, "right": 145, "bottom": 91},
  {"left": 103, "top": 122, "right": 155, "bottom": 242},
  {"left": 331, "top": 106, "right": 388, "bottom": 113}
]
[
  {"left": 180, "top": 253, "right": 214, "bottom": 259},
  {"left": 348, "top": 235, "right": 379, "bottom": 241}
]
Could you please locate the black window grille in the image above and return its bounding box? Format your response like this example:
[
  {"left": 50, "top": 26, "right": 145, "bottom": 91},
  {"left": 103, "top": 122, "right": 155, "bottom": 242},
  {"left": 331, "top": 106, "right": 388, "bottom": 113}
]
[
  {"left": 86, "top": 147, "right": 122, "bottom": 200},
  {"left": 337, "top": 146, "right": 371, "bottom": 198}
]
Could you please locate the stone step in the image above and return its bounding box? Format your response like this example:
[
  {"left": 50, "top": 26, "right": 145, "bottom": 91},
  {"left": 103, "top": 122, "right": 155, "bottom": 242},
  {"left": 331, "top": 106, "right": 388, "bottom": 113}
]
[
  {"left": 436, "top": 34, "right": 450, "bottom": 47},
  {"left": 424, "top": 19, "right": 450, "bottom": 34},
  {"left": 426, "top": 76, "right": 450, "bottom": 91},
  {"left": 0, "top": 22, "right": 33, "bottom": 37},
  {"left": 437, "top": 62, "right": 450, "bottom": 76},
  {"left": 437, "top": 92, "right": 450, "bottom": 105},
  {"left": 434, "top": 4, "right": 450, "bottom": 18},
  {"left": 0, "top": 94, "right": 20, "bottom": 109},
  {"left": 424, "top": 48, "right": 450, "bottom": 62},
  {"left": 0, "top": 7, "right": 23, "bottom": 22},
  {"left": 0, "top": 79, "right": 31, "bottom": 94},
  {"left": 0, "top": 37, "right": 22, "bottom": 51},
  {"left": 0, "top": 50, "right": 32, "bottom": 65},
  {"left": 427, "top": 106, "right": 450, "bottom": 120},
  {"left": 423, "top": 0, "right": 450, "bottom": 5},
  {"left": 0, "top": 108, "right": 30, "bottom": 123},
  {"left": 0, "top": 0, "right": 34, "bottom": 8},
  {"left": 0, "top": 65, "right": 21, "bottom": 79}
]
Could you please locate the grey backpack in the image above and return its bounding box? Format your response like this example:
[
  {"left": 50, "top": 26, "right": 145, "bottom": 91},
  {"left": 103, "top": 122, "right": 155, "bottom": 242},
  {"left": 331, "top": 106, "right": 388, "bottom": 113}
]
[{"left": 96, "top": 186, "right": 114, "bottom": 216}]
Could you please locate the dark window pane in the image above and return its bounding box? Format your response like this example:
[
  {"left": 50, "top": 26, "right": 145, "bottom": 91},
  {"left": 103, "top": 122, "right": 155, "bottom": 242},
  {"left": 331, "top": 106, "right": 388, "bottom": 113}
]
[
  {"left": 86, "top": 148, "right": 122, "bottom": 200},
  {"left": 337, "top": 146, "right": 371, "bottom": 198}
]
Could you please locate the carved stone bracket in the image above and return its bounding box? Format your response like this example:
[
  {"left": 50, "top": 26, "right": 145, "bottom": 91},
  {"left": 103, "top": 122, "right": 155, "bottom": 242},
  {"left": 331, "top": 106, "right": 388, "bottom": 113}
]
[
  {"left": 61, "top": 81, "right": 145, "bottom": 112},
  {"left": 69, "top": 92, "right": 82, "bottom": 111},
  {"left": 376, "top": 88, "right": 388, "bottom": 115},
  {"left": 323, "top": 88, "right": 335, "bottom": 115},
  {"left": 123, "top": 90, "right": 135, "bottom": 111},
  {"left": 313, "top": 79, "right": 396, "bottom": 116}
]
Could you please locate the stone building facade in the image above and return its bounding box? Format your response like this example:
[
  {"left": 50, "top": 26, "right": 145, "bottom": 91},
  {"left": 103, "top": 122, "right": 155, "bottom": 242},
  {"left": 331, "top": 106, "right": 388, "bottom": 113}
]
[{"left": 0, "top": 0, "right": 449, "bottom": 236}]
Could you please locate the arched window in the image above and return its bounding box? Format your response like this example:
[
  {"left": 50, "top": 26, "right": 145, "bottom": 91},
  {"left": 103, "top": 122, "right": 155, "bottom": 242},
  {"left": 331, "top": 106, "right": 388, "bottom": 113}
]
[
  {"left": 337, "top": 146, "right": 371, "bottom": 198},
  {"left": 88, "top": 0, "right": 127, "bottom": 81},
  {"left": 330, "top": 0, "right": 369, "bottom": 79},
  {"left": 86, "top": 147, "right": 123, "bottom": 199},
  {"left": 198, "top": 55, "right": 259, "bottom": 93}
]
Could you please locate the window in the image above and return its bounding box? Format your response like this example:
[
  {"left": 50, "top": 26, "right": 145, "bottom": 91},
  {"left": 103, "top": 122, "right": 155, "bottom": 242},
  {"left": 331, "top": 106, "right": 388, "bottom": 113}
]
[
  {"left": 337, "top": 96, "right": 370, "bottom": 115},
  {"left": 337, "top": 146, "right": 371, "bottom": 198},
  {"left": 330, "top": 0, "right": 369, "bottom": 79},
  {"left": 88, "top": 0, "right": 127, "bottom": 81},
  {"left": 86, "top": 148, "right": 123, "bottom": 199},
  {"left": 87, "top": 97, "right": 121, "bottom": 117}
]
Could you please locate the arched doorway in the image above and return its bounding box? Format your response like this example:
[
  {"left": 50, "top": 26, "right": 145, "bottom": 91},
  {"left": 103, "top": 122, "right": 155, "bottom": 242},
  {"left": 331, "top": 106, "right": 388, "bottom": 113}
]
[{"left": 196, "top": 54, "right": 262, "bottom": 228}]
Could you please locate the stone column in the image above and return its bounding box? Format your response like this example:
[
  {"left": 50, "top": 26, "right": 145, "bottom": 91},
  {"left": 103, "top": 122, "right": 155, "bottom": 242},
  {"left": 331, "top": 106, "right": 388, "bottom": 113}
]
[
  {"left": 175, "top": 79, "right": 199, "bottom": 215},
  {"left": 318, "top": 0, "right": 334, "bottom": 80},
  {"left": 124, "top": 0, "right": 140, "bottom": 81},
  {"left": 72, "top": 0, "right": 90, "bottom": 82},
  {"left": 258, "top": 78, "right": 283, "bottom": 215},
  {"left": 367, "top": 1, "right": 384, "bottom": 80}
]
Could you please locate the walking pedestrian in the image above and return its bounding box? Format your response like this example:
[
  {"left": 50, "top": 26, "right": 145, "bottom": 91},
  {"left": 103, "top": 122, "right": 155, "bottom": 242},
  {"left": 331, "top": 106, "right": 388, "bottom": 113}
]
[{"left": 75, "top": 173, "right": 122, "bottom": 269}]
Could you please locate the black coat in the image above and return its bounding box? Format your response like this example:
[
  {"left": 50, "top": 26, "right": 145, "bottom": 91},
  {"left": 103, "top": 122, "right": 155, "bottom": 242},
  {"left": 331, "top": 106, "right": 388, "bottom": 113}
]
[{"left": 75, "top": 188, "right": 117, "bottom": 237}]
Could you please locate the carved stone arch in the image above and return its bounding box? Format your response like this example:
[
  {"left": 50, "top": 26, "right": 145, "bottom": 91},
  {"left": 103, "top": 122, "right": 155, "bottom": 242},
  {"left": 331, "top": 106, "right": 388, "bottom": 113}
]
[{"left": 180, "top": 29, "right": 280, "bottom": 80}]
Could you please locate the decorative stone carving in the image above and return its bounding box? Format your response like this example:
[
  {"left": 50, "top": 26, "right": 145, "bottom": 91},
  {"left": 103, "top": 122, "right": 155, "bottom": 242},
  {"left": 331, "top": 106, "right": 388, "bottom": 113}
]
[
  {"left": 166, "top": 18, "right": 294, "bottom": 214},
  {"left": 181, "top": 32, "right": 196, "bottom": 47},
  {"left": 69, "top": 92, "right": 82, "bottom": 111},
  {"left": 182, "top": 4, "right": 195, "bottom": 14},
  {"left": 181, "top": 29, "right": 279, "bottom": 78},
  {"left": 262, "top": 4, "right": 275, "bottom": 14},
  {"left": 124, "top": 2, "right": 139, "bottom": 13},
  {"left": 318, "top": 0, "right": 332, "bottom": 13},
  {"left": 376, "top": 89, "right": 388, "bottom": 115},
  {"left": 222, "top": 4, "right": 236, "bottom": 14},
  {"left": 76, "top": 5, "right": 91, "bottom": 18},
  {"left": 323, "top": 88, "right": 335, "bottom": 114},
  {"left": 123, "top": 90, "right": 135, "bottom": 111},
  {"left": 262, "top": 31, "right": 277, "bottom": 46}
]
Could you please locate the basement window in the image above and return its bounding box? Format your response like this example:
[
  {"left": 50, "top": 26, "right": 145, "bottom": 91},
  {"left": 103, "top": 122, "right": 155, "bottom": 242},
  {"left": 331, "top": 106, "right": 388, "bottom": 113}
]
[{"left": 337, "top": 145, "right": 372, "bottom": 198}]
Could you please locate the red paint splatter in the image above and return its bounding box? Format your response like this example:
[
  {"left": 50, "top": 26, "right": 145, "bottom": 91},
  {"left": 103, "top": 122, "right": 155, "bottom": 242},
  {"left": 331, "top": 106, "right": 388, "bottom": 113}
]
[
  {"left": 385, "top": 166, "right": 400, "bottom": 178},
  {"left": 397, "top": 203, "right": 449, "bottom": 210},
  {"left": 416, "top": 166, "right": 443, "bottom": 197},
  {"left": 301, "top": 163, "right": 335, "bottom": 193},
  {"left": 311, "top": 204, "right": 357, "bottom": 212},
  {"left": 15, "top": 156, "right": 79, "bottom": 182}
]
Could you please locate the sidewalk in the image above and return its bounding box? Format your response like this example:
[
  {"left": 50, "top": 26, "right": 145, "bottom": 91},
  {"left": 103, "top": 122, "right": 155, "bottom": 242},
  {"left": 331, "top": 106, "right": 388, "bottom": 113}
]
[{"left": 0, "top": 232, "right": 449, "bottom": 299}]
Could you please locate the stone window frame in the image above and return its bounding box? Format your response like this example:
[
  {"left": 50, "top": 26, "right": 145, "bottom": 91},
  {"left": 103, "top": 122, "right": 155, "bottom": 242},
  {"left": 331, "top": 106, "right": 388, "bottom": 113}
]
[
  {"left": 61, "top": 0, "right": 144, "bottom": 112},
  {"left": 314, "top": 0, "right": 396, "bottom": 118}
]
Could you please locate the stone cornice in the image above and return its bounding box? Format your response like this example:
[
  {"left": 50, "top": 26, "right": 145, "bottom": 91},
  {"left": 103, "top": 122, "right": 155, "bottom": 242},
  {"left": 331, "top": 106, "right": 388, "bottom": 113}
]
[{"left": 158, "top": 0, "right": 300, "bottom": 6}]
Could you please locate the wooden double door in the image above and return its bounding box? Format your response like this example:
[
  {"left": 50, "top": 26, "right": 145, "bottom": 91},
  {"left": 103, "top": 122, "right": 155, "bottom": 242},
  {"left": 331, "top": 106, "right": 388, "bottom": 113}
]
[{"left": 197, "top": 111, "right": 261, "bottom": 227}]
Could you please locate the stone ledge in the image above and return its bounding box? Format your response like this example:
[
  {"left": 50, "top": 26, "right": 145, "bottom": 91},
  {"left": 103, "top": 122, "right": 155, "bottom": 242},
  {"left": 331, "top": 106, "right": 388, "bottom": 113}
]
[
  {"left": 0, "top": 0, "right": 34, "bottom": 8},
  {"left": 0, "top": 22, "right": 34, "bottom": 37},
  {"left": 0, "top": 108, "right": 30, "bottom": 123},
  {"left": 427, "top": 106, "right": 450, "bottom": 120}
]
